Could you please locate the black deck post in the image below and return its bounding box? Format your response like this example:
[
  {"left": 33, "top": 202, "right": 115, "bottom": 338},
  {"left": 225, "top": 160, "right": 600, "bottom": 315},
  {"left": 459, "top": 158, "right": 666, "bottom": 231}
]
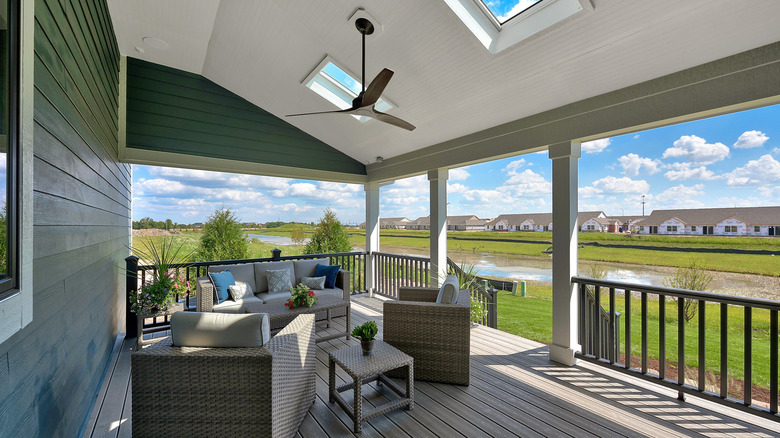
[
  {"left": 125, "top": 255, "right": 140, "bottom": 338},
  {"left": 271, "top": 248, "right": 282, "bottom": 261}
]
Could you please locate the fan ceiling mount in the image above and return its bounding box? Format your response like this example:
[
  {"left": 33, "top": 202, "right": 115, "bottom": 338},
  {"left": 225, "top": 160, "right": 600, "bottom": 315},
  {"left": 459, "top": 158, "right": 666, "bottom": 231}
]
[{"left": 286, "top": 18, "right": 415, "bottom": 131}]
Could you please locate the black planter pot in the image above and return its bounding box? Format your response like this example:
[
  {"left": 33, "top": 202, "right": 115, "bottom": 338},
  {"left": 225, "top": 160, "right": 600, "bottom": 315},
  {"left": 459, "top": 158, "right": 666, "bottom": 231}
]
[{"left": 361, "top": 339, "right": 374, "bottom": 356}]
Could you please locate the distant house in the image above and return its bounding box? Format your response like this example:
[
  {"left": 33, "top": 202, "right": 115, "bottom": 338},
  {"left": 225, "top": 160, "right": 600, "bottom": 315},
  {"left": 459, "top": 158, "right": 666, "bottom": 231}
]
[
  {"left": 634, "top": 206, "right": 780, "bottom": 235},
  {"left": 407, "top": 215, "right": 488, "bottom": 231},
  {"left": 380, "top": 217, "right": 412, "bottom": 229},
  {"left": 608, "top": 216, "right": 646, "bottom": 233},
  {"left": 577, "top": 211, "right": 607, "bottom": 232}
]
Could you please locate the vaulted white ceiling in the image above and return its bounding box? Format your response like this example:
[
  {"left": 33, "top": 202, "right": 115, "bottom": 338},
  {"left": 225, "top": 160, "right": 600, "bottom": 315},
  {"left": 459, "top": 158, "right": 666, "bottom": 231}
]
[{"left": 108, "top": 0, "right": 780, "bottom": 168}]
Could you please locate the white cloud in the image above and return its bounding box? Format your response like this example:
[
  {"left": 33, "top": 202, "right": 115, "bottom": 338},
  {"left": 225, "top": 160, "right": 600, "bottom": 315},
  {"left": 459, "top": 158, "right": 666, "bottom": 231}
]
[
  {"left": 582, "top": 138, "right": 611, "bottom": 154},
  {"left": 772, "top": 147, "right": 780, "bottom": 156},
  {"left": 462, "top": 189, "right": 513, "bottom": 204},
  {"left": 662, "top": 135, "right": 729, "bottom": 165},
  {"left": 578, "top": 186, "right": 603, "bottom": 199},
  {"left": 503, "top": 159, "right": 527, "bottom": 173},
  {"left": 447, "top": 182, "right": 468, "bottom": 194},
  {"left": 655, "top": 184, "right": 704, "bottom": 203},
  {"left": 757, "top": 186, "right": 780, "bottom": 199},
  {"left": 590, "top": 176, "right": 649, "bottom": 194},
  {"left": 733, "top": 130, "right": 769, "bottom": 149},
  {"left": 499, "top": 169, "right": 552, "bottom": 196},
  {"left": 663, "top": 163, "right": 717, "bottom": 181},
  {"left": 618, "top": 153, "right": 661, "bottom": 176},
  {"left": 449, "top": 168, "right": 471, "bottom": 181},
  {"left": 724, "top": 154, "right": 780, "bottom": 186}
]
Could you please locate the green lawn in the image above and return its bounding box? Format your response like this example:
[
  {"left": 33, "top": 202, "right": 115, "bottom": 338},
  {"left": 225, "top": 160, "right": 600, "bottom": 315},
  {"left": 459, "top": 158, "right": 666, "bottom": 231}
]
[{"left": 497, "top": 283, "right": 773, "bottom": 393}]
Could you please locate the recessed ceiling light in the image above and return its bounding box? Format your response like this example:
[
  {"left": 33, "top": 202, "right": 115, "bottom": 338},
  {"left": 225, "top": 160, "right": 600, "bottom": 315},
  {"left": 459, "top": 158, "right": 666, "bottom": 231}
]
[{"left": 142, "top": 37, "right": 169, "bottom": 49}]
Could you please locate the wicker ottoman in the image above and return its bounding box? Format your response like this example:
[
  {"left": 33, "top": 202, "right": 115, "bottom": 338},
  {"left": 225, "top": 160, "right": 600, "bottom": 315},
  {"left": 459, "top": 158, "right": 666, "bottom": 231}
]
[{"left": 328, "top": 340, "right": 414, "bottom": 433}]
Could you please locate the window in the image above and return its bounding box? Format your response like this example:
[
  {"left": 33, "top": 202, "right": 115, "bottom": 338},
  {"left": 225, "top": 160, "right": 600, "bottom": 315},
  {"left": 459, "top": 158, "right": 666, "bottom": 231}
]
[
  {"left": 667, "top": 226, "right": 677, "bottom": 232},
  {"left": 639, "top": 226, "right": 644, "bottom": 231},
  {"left": 724, "top": 225, "right": 737, "bottom": 233},
  {"left": 586, "top": 225, "right": 595, "bottom": 231},
  {"left": 754, "top": 226, "right": 761, "bottom": 233},
  {"left": 691, "top": 226, "right": 697, "bottom": 232},
  {"left": 0, "top": 0, "right": 19, "bottom": 298},
  {"left": 523, "top": 225, "right": 530, "bottom": 230},
  {"left": 302, "top": 57, "right": 394, "bottom": 123}
]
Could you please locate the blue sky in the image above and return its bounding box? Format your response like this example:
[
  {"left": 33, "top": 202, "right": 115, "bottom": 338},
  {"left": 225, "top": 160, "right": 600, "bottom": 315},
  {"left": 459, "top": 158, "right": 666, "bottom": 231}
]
[{"left": 132, "top": 104, "right": 780, "bottom": 225}]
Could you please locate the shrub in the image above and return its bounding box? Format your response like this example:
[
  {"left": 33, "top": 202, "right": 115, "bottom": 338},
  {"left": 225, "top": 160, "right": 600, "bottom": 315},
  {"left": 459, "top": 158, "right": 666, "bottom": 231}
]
[
  {"left": 304, "top": 209, "right": 351, "bottom": 254},
  {"left": 662, "top": 259, "right": 713, "bottom": 322},
  {"left": 198, "top": 207, "right": 248, "bottom": 261}
]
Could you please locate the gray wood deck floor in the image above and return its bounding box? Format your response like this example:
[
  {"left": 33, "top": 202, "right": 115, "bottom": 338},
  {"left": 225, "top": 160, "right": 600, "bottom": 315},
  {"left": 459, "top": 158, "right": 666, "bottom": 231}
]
[{"left": 84, "top": 295, "right": 780, "bottom": 437}]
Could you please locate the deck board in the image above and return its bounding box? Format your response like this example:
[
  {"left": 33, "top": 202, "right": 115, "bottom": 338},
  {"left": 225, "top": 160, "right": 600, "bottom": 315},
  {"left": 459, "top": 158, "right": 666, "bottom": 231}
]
[{"left": 86, "top": 295, "right": 780, "bottom": 437}]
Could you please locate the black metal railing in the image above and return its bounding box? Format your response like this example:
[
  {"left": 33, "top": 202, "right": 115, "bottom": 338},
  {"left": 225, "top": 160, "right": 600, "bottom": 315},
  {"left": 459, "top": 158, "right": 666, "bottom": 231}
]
[
  {"left": 447, "top": 258, "right": 498, "bottom": 328},
  {"left": 573, "top": 275, "right": 780, "bottom": 421},
  {"left": 579, "top": 282, "right": 621, "bottom": 362}
]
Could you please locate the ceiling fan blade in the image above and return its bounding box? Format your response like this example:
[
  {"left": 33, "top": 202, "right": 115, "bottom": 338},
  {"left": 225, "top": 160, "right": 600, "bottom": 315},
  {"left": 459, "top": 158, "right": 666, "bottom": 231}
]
[
  {"left": 371, "top": 109, "right": 416, "bottom": 131},
  {"left": 360, "top": 68, "right": 394, "bottom": 107},
  {"left": 286, "top": 108, "right": 355, "bottom": 117}
]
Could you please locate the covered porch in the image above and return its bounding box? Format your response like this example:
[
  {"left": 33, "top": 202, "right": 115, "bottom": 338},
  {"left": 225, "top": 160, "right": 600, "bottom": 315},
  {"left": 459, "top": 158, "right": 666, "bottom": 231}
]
[{"left": 86, "top": 295, "right": 780, "bottom": 437}]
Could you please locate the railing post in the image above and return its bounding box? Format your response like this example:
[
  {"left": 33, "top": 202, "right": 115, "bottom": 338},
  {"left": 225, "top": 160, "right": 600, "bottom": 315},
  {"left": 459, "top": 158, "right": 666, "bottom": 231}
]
[
  {"left": 271, "top": 248, "right": 281, "bottom": 261},
  {"left": 125, "top": 255, "right": 139, "bottom": 338},
  {"left": 488, "top": 288, "right": 498, "bottom": 328}
]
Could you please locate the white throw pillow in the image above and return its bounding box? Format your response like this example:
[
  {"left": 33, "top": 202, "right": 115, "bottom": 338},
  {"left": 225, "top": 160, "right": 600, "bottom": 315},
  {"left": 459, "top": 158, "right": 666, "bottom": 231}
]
[
  {"left": 266, "top": 269, "right": 293, "bottom": 293},
  {"left": 301, "top": 276, "right": 326, "bottom": 290},
  {"left": 228, "top": 281, "right": 254, "bottom": 301},
  {"left": 436, "top": 274, "right": 460, "bottom": 304}
]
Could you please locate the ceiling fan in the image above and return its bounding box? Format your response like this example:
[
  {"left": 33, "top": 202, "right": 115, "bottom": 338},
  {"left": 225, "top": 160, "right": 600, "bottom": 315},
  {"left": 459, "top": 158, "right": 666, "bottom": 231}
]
[{"left": 286, "top": 18, "right": 415, "bottom": 131}]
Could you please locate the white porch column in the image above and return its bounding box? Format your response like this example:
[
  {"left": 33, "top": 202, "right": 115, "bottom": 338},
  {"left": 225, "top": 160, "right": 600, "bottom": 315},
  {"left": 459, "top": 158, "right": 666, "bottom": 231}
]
[
  {"left": 428, "top": 169, "right": 448, "bottom": 287},
  {"left": 364, "top": 183, "right": 381, "bottom": 297},
  {"left": 549, "top": 141, "right": 581, "bottom": 366}
]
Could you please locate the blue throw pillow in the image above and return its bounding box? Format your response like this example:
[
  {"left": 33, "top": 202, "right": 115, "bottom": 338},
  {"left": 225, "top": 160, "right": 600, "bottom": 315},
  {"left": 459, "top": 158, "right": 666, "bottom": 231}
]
[
  {"left": 209, "top": 270, "right": 235, "bottom": 304},
  {"left": 315, "top": 264, "right": 340, "bottom": 289}
]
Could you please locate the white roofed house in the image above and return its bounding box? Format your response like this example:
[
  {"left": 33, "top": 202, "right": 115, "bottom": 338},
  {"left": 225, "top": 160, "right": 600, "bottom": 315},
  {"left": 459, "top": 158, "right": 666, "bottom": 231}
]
[
  {"left": 5, "top": 1, "right": 780, "bottom": 436},
  {"left": 636, "top": 207, "right": 780, "bottom": 235},
  {"left": 379, "top": 217, "right": 412, "bottom": 229},
  {"left": 446, "top": 215, "right": 489, "bottom": 231}
]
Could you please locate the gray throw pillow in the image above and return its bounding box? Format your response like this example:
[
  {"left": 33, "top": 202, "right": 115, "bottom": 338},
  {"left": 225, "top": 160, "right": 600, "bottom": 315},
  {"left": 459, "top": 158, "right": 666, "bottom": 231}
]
[
  {"left": 266, "top": 269, "right": 292, "bottom": 293},
  {"left": 228, "top": 281, "right": 254, "bottom": 300},
  {"left": 301, "top": 276, "right": 326, "bottom": 290}
]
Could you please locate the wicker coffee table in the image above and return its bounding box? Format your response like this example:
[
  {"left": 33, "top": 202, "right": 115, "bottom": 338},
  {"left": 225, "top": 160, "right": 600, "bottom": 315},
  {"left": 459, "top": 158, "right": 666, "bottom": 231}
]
[
  {"left": 244, "top": 294, "right": 350, "bottom": 343},
  {"left": 329, "top": 340, "right": 414, "bottom": 433}
]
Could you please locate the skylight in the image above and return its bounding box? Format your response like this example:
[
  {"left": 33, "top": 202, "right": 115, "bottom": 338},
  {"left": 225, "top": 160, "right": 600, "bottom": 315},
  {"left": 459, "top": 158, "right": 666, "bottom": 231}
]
[
  {"left": 479, "top": 0, "right": 543, "bottom": 25},
  {"left": 304, "top": 57, "right": 393, "bottom": 123},
  {"left": 444, "top": 0, "right": 590, "bottom": 54}
]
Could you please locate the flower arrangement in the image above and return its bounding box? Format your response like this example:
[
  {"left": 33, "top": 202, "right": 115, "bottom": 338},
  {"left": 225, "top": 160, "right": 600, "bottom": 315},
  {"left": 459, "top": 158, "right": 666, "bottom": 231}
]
[
  {"left": 285, "top": 283, "right": 318, "bottom": 309},
  {"left": 130, "top": 271, "right": 187, "bottom": 314}
]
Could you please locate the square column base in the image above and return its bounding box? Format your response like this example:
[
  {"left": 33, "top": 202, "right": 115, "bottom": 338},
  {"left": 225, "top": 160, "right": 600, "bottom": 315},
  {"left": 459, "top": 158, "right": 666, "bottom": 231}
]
[{"left": 549, "top": 343, "right": 578, "bottom": 366}]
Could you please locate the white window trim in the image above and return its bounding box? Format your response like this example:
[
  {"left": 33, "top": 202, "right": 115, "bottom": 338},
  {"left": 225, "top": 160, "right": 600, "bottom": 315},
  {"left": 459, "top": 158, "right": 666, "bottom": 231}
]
[
  {"left": 443, "top": 0, "right": 592, "bottom": 54},
  {"left": 0, "top": 0, "right": 33, "bottom": 345}
]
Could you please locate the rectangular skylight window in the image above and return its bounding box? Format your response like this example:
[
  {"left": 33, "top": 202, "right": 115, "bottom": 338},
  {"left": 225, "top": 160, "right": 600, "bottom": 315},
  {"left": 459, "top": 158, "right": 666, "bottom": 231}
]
[
  {"left": 303, "top": 57, "right": 393, "bottom": 123},
  {"left": 479, "top": 0, "right": 543, "bottom": 25}
]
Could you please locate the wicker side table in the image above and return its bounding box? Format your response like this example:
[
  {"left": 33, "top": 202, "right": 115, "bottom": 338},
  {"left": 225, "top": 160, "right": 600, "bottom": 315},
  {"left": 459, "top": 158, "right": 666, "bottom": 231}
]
[
  {"left": 135, "top": 303, "right": 184, "bottom": 350},
  {"left": 328, "top": 340, "right": 413, "bottom": 433}
]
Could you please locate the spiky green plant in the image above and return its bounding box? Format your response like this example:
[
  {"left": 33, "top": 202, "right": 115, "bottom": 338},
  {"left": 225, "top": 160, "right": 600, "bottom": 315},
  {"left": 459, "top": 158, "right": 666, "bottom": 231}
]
[{"left": 351, "top": 321, "right": 378, "bottom": 341}]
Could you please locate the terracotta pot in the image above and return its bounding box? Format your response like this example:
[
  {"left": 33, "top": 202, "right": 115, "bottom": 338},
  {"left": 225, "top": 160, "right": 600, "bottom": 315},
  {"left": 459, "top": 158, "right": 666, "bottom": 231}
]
[{"left": 361, "top": 339, "right": 374, "bottom": 356}]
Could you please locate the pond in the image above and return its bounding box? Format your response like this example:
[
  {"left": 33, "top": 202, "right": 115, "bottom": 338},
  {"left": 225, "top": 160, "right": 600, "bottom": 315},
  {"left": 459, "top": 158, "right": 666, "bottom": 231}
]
[
  {"left": 372, "top": 245, "right": 778, "bottom": 300},
  {"left": 246, "top": 233, "right": 309, "bottom": 246}
]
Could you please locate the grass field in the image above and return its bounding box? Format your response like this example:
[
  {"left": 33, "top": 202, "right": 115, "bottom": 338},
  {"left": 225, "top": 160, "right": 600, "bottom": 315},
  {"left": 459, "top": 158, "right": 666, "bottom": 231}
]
[
  {"left": 346, "top": 229, "right": 780, "bottom": 276},
  {"left": 131, "top": 233, "right": 307, "bottom": 263}
]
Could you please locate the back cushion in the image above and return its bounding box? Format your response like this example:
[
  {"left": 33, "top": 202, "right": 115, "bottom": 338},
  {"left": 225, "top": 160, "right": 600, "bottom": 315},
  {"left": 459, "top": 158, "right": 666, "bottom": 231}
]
[
  {"left": 171, "top": 312, "right": 271, "bottom": 347},
  {"left": 254, "top": 261, "right": 294, "bottom": 293},
  {"left": 208, "top": 263, "right": 256, "bottom": 291},
  {"left": 293, "top": 258, "right": 328, "bottom": 283},
  {"left": 436, "top": 274, "right": 460, "bottom": 304}
]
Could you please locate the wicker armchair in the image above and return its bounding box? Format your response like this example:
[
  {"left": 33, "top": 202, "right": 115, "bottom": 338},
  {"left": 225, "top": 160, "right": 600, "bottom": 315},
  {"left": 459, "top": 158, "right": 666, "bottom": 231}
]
[
  {"left": 383, "top": 287, "right": 471, "bottom": 385},
  {"left": 131, "top": 314, "right": 316, "bottom": 438}
]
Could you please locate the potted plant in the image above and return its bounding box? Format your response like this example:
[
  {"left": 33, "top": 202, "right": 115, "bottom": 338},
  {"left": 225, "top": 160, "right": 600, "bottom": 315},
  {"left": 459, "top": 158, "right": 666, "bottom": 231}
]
[
  {"left": 285, "top": 283, "right": 319, "bottom": 309},
  {"left": 351, "top": 321, "right": 378, "bottom": 356},
  {"left": 130, "top": 236, "right": 192, "bottom": 314}
]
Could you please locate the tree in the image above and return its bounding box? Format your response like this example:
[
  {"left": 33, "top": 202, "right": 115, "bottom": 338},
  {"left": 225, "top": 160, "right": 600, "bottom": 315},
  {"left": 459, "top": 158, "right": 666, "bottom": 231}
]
[
  {"left": 197, "top": 207, "right": 248, "bottom": 261},
  {"left": 663, "top": 259, "right": 713, "bottom": 322},
  {"left": 291, "top": 224, "right": 307, "bottom": 245},
  {"left": 304, "top": 208, "right": 351, "bottom": 254}
]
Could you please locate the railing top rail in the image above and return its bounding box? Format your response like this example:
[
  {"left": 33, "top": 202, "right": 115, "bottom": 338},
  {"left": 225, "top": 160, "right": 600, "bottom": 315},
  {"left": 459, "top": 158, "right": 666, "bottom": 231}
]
[
  {"left": 572, "top": 275, "right": 780, "bottom": 311},
  {"left": 136, "top": 251, "right": 367, "bottom": 271},
  {"left": 372, "top": 251, "right": 431, "bottom": 262}
]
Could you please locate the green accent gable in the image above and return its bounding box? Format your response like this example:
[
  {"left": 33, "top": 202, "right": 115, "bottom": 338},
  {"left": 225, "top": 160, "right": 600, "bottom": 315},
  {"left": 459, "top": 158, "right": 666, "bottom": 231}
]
[{"left": 125, "top": 58, "right": 366, "bottom": 175}]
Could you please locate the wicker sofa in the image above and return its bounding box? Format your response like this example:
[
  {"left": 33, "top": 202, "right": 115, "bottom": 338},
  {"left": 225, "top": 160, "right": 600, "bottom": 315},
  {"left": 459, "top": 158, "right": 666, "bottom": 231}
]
[
  {"left": 383, "top": 287, "right": 471, "bottom": 385},
  {"left": 132, "top": 314, "right": 316, "bottom": 438},
  {"left": 196, "top": 258, "right": 350, "bottom": 315}
]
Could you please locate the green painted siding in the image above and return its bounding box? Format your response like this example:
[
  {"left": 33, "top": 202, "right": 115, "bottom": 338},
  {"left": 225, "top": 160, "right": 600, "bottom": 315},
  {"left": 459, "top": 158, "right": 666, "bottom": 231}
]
[
  {"left": 0, "top": 0, "right": 128, "bottom": 437},
  {"left": 126, "top": 58, "right": 366, "bottom": 175}
]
